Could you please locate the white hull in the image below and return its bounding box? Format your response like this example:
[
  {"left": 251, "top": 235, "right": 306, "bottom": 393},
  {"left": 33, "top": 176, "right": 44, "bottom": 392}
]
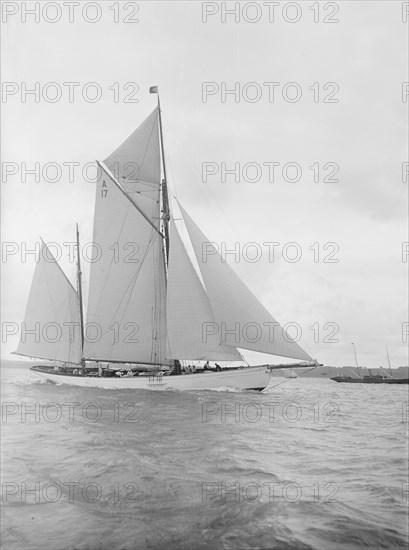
[{"left": 31, "top": 367, "right": 271, "bottom": 391}]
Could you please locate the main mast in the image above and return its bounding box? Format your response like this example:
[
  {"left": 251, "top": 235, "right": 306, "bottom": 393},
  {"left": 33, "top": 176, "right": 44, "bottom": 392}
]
[
  {"left": 76, "top": 223, "right": 85, "bottom": 372},
  {"left": 156, "top": 89, "right": 170, "bottom": 266}
]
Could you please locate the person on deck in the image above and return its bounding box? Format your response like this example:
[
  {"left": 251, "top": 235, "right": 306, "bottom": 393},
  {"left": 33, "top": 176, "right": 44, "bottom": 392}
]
[{"left": 172, "top": 359, "right": 182, "bottom": 376}]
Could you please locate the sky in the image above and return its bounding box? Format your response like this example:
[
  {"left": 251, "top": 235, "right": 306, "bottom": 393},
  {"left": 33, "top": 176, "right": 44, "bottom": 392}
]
[{"left": 1, "top": 1, "right": 408, "bottom": 367}]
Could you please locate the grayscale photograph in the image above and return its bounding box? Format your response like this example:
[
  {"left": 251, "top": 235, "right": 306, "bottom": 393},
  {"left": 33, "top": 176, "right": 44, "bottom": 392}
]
[{"left": 1, "top": 1, "right": 408, "bottom": 549}]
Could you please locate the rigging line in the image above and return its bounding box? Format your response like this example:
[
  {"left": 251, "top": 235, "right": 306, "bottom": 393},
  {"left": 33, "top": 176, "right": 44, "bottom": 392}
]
[
  {"left": 134, "top": 109, "right": 159, "bottom": 186},
  {"left": 150, "top": 236, "right": 164, "bottom": 363},
  {"left": 151, "top": 262, "right": 158, "bottom": 364},
  {"left": 68, "top": 269, "right": 81, "bottom": 363},
  {"left": 153, "top": 254, "right": 163, "bottom": 364},
  {"left": 123, "top": 181, "right": 158, "bottom": 191},
  {"left": 12, "top": 351, "right": 79, "bottom": 365},
  {"left": 108, "top": 230, "right": 157, "bottom": 330},
  {"left": 162, "top": 114, "right": 315, "bottom": 362},
  {"left": 159, "top": 243, "right": 167, "bottom": 362},
  {"left": 93, "top": 231, "right": 156, "bottom": 362},
  {"left": 264, "top": 366, "right": 318, "bottom": 390},
  {"left": 123, "top": 188, "right": 158, "bottom": 199},
  {"left": 89, "top": 170, "right": 163, "bottom": 344},
  {"left": 161, "top": 125, "right": 179, "bottom": 200},
  {"left": 91, "top": 205, "right": 158, "bottom": 352},
  {"left": 162, "top": 114, "right": 225, "bottom": 213},
  {"left": 98, "top": 162, "right": 165, "bottom": 238},
  {"left": 124, "top": 179, "right": 157, "bottom": 185}
]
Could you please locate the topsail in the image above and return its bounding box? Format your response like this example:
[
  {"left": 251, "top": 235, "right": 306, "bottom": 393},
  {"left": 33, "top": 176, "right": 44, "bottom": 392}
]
[{"left": 104, "top": 107, "right": 161, "bottom": 222}]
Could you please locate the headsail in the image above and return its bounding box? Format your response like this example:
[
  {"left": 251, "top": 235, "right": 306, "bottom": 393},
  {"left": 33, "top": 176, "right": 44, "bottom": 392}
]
[
  {"left": 166, "top": 218, "right": 241, "bottom": 361},
  {"left": 180, "top": 205, "right": 313, "bottom": 362},
  {"left": 16, "top": 241, "right": 82, "bottom": 364}
]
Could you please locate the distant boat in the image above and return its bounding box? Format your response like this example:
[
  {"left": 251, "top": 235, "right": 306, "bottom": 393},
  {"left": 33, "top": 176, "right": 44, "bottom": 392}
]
[
  {"left": 331, "top": 346, "right": 408, "bottom": 384},
  {"left": 283, "top": 369, "right": 298, "bottom": 378},
  {"left": 14, "top": 89, "right": 319, "bottom": 391},
  {"left": 330, "top": 374, "right": 408, "bottom": 384}
]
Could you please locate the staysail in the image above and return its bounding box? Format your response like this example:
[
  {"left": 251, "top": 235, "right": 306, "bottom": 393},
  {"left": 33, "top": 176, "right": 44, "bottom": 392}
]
[
  {"left": 166, "top": 218, "right": 241, "bottom": 361},
  {"left": 180, "top": 205, "right": 313, "bottom": 362},
  {"left": 83, "top": 109, "right": 168, "bottom": 365},
  {"left": 16, "top": 240, "right": 82, "bottom": 364}
]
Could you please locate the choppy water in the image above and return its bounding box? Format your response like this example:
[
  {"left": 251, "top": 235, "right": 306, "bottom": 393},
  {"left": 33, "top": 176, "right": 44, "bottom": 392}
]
[{"left": 1, "top": 364, "right": 408, "bottom": 550}]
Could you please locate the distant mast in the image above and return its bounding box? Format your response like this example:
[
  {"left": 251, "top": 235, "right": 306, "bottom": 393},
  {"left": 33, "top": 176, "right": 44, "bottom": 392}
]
[
  {"left": 386, "top": 345, "right": 392, "bottom": 375},
  {"left": 351, "top": 342, "right": 360, "bottom": 377}
]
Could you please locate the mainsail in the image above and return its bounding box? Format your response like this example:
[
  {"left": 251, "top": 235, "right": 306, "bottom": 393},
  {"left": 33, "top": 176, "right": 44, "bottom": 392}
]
[
  {"left": 83, "top": 170, "right": 167, "bottom": 365},
  {"left": 16, "top": 241, "right": 82, "bottom": 364},
  {"left": 84, "top": 108, "right": 167, "bottom": 364},
  {"left": 180, "top": 205, "right": 313, "bottom": 362},
  {"left": 166, "top": 218, "right": 241, "bottom": 361}
]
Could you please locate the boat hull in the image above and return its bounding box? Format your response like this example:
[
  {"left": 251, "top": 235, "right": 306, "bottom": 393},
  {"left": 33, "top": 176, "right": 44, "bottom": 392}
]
[
  {"left": 30, "top": 366, "right": 271, "bottom": 391},
  {"left": 331, "top": 376, "right": 409, "bottom": 384}
]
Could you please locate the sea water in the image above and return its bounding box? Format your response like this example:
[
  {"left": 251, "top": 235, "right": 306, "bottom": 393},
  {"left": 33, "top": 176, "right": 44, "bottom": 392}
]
[{"left": 1, "top": 362, "right": 408, "bottom": 550}]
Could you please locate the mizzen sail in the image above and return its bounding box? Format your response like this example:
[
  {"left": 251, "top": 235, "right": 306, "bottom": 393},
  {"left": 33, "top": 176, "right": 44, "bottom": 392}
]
[{"left": 16, "top": 240, "right": 82, "bottom": 364}]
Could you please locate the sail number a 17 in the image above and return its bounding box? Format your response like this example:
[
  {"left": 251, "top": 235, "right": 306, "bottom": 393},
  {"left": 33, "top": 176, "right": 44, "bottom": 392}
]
[{"left": 101, "top": 180, "right": 108, "bottom": 198}]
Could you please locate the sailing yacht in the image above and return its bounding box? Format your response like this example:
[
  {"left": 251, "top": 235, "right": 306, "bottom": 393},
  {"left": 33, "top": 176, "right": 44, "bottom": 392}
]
[
  {"left": 330, "top": 346, "right": 408, "bottom": 384},
  {"left": 283, "top": 369, "right": 298, "bottom": 379},
  {"left": 15, "top": 89, "right": 318, "bottom": 390}
]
